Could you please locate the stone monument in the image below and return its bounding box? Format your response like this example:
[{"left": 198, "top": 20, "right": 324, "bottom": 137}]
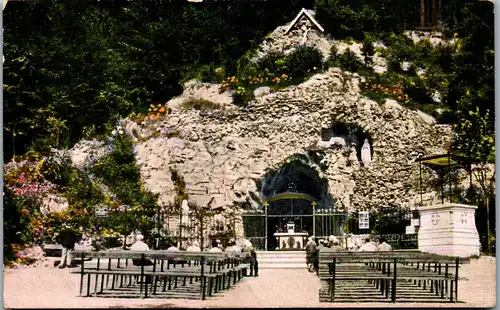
[{"left": 417, "top": 203, "right": 480, "bottom": 257}]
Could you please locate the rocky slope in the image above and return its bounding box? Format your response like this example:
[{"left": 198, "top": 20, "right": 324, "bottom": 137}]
[{"left": 123, "top": 68, "right": 450, "bottom": 219}]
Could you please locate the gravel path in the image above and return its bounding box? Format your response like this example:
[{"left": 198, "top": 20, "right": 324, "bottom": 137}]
[{"left": 4, "top": 256, "right": 495, "bottom": 308}]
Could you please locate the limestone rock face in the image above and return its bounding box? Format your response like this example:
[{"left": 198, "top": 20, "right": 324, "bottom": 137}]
[
  {"left": 129, "top": 67, "right": 450, "bottom": 216},
  {"left": 40, "top": 194, "right": 69, "bottom": 215}
]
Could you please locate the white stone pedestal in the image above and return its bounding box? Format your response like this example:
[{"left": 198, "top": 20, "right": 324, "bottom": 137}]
[{"left": 418, "top": 203, "right": 480, "bottom": 258}]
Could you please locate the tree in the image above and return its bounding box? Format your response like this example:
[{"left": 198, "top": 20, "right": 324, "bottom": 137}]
[{"left": 453, "top": 96, "right": 495, "bottom": 252}]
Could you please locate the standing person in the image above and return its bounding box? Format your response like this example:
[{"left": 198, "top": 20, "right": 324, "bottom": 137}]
[
  {"left": 56, "top": 224, "right": 79, "bottom": 269},
  {"left": 377, "top": 237, "right": 392, "bottom": 251},
  {"left": 242, "top": 239, "right": 258, "bottom": 277},
  {"left": 305, "top": 236, "right": 317, "bottom": 273}
]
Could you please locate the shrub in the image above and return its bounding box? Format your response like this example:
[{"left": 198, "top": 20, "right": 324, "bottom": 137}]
[
  {"left": 284, "top": 46, "right": 323, "bottom": 80},
  {"left": 327, "top": 45, "right": 367, "bottom": 73},
  {"left": 257, "top": 52, "right": 288, "bottom": 76},
  {"left": 361, "top": 38, "right": 375, "bottom": 67},
  {"left": 182, "top": 99, "right": 221, "bottom": 111}
]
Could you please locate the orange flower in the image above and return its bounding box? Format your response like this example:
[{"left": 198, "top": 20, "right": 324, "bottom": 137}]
[
  {"left": 149, "top": 114, "right": 155, "bottom": 120},
  {"left": 159, "top": 107, "right": 165, "bottom": 113},
  {"left": 282, "top": 74, "right": 287, "bottom": 78}
]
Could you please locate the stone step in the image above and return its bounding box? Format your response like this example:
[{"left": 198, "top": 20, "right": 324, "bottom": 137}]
[{"left": 256, "top": 251, "right": 307, "bottom": 269}]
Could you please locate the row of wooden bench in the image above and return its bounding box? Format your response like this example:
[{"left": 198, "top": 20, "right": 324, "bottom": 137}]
[
  {"left": 318, "top": 251, "right": 470, "bottom": 303},
  {"left": 72, "top": 250, "right": 252, "bottom": 300}
]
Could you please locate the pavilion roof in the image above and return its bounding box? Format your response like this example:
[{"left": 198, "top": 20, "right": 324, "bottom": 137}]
[{"left": 415, "top": 153, "right": 476, "bottom": 170}]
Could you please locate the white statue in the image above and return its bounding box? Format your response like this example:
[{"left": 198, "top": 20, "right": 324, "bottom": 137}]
[
  {"left": 181, "top": 200, "right": 189, "bottom": 225},
  {"left": 361, "top": 139, "right": 372, "bottom": 166}
]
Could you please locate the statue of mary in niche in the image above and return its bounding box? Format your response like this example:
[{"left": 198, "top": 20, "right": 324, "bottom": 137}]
[{"left": 361, "top": 139, "right": 372, "bottom": 166}]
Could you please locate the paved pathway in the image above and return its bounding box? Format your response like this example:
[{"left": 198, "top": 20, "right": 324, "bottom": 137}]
[{"left": 3, "top": 257, "right": 495, "bottom": 308}]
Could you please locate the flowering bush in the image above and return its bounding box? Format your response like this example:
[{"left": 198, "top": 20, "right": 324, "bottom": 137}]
[
  {"left": 129, "top": 103, "right": 171, "bottom": 126},
  {"left": 219, "top": 73, "right": 293, "bottom": 106},
  {"left": 361, "top": 81, "right": 411, "bottom": 105}
]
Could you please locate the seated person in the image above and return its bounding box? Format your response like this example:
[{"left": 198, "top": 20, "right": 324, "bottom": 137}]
[
  {"left": 225, "top": 238, "right": 241, "bottom": 253},
  {"left": 358, "top": 237, "right": 378, "bottom": 252},
  {"left": 185, "top": 241, "right": 201, "bottom": 252},
  {"left": 130, "top": 234, "right": 153, "bottom": 266},
  {"left": 208, "top": 240, "right": 223, "bottom": 253},
  {"left": 377, "top": 237, "right": 392, "bottom": 251},
  {"left": 166, "top": 244, "right": 180, "bottom": 252}
]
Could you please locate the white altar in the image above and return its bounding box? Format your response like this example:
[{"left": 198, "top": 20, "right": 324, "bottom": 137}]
[
  {"left": 418, "top": 203, "right": 480, "bottom": 258},
  {"left": 273, "top": 222, "right": 308, "bottom": 250},
  {"left": 274, "top": 232, "right": 308, "bottom": 250}
]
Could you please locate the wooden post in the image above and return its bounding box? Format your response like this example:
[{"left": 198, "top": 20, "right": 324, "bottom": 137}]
[
  {"left": 79, "top": 253, "right": 85, "bottom": 296},
  {"left": 140, "top": 254, "right": 145, "bottom": 298},
  {"left": 331, "top": 258, "right": 336, "bottom": 301},
  {"left": 265, "top": 203, "right": 268, "bottom": 251},
  {"left": 201, "top": 256, "right": 206, "bottom": 300},
  {"left": 455, "top": 258, "right": 459, "bottom": 302},
  {"left": 94, "top": 258, "right": 100, "bottom": 296},
  {"left": 312, "top": 202, "right": 316, "bottom": 240},
  {"left": 391, "top": 258, "right": 397, "bottom": 303}
]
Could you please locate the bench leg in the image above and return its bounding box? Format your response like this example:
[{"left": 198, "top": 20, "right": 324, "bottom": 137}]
[
  {"left": 202, "top": 277, "right": 207, "bottom": 300},
  {"left": 93, "top": 274, "right": 99, "bottom": 296},
  {"left": 450, "top": 280, "right": 454, "bottom": 302},
  {"left": 100, "top": 274, "right": 105, "bottom": 293},
  {"left": 87, "top": 274, "right": 91, "bottom": 297},
  {"left": 144, "top": 277, "right": 149, "bottom": 299},
  {"left": 385, "top": 279, "right": 390, "bottom": 299},
  {"left": 441, "top": 280, "right": 445, "bottom": 299},
  {"left": 329, "top": 279, "right": 335, "bottom": 302}
]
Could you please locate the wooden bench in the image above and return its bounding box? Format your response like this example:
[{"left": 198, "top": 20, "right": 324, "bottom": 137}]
[
  {"left": 72, "top": 250, "right": 250, "bottom": 300},
  {"left": 318, "top": 251, "right": 470, "bottom": 303}
]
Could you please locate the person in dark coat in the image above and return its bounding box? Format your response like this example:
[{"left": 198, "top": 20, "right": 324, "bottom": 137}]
[
  {"left": 305, "top": 236, "right": 317, "bottom": 273},
  {"left": 56, "top": 224, "right": 80, "bottom": 268}
]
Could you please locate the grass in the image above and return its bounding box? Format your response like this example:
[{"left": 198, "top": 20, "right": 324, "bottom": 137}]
[{"left": 181, "top": 99, "right": 222, "bottom": 111}]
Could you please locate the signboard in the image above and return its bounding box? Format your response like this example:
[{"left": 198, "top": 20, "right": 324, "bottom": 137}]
[
  {"left": 95, "top": 206, "right": 109, "bottom": 218},
  {"left": 358, "top": 211, "right": 369, "bottom": 230}
]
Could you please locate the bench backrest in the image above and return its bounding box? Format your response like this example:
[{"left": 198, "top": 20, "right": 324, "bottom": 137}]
[
  {"left": 318, "top": 251, "right": 469, "bottom": 264},
  {"left": 73, "top": 250, "right": 243, "bottom": 262}
]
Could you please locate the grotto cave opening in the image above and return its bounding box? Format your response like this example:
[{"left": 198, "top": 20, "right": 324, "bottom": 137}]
[{"left": 244, "top": 159, "right": 344, "bottom": 250}]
